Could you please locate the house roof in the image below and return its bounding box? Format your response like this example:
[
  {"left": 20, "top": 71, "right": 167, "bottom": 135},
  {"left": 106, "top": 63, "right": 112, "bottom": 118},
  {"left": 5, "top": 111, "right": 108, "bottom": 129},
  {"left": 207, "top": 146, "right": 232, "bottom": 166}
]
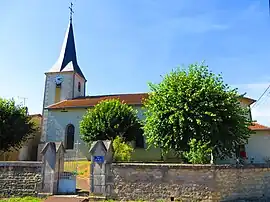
[
  {"left": 249, "top": 122, "right": 270, "bottom": 131},
  {"left": 29, "top": 114, "right": 42, "bottom": 126},
  {"left": 238, "top": 96, "right": 256, "bottom": 106},
  {"left": 29, "top": 114, "right": 42, "bottom": 118},
  {"left": 46, "top": 92, "right": 255, "bottom": 110},
  {"left": 46, "top": 93, "right": 147, "bottom": 109},
  {"left": 47, "top": 21, "right": 86, "bottom": 80}
]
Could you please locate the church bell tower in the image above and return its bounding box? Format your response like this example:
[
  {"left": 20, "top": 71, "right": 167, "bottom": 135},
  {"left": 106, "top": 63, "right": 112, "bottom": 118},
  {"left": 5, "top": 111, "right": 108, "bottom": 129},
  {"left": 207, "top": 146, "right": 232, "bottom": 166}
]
[{"left": 40, "top": 3, "right": 86, "bottom": 143}]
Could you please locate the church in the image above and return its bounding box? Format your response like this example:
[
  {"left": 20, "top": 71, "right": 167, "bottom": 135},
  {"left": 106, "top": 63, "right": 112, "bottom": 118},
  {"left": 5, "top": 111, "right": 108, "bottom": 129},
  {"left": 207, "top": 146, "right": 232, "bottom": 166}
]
[
  {"left": 37, "top": 10, "right": 270, "bottom": 163},
  {"left": 37, "top": 12, "right": 149, "bottom": 160}
]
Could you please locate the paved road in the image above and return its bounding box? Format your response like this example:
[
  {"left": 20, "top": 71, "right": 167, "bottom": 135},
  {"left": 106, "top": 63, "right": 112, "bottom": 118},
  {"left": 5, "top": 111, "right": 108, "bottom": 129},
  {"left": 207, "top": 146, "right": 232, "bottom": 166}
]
[
  {"left": 77, "top": 177, "right": 90, "bottom": 191},
  {"left": 44, "top": 196, "right": 88, "bottom": 202}
]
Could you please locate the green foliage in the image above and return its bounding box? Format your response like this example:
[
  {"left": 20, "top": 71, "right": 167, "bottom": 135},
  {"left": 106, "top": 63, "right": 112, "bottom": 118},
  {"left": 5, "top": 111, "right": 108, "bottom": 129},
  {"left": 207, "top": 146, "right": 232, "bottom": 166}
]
[
  {"left": 143, "top": 63, "right": 252, "bottom": 159},
  {"left": 80, "top": 99, "right": 141, "bottom": 145},
  {"left": 183, "top": 139, "right": 212, "bottom": 164},
  {"left": 113, "top": 136, "right": 134, "bottom": 162},
  {"left": 0, "top": 98, "right": 37, "bottom": 152}
]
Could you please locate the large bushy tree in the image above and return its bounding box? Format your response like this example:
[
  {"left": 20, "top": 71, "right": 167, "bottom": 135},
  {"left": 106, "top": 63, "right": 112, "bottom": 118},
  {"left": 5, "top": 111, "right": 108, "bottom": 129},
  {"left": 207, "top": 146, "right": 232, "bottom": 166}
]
[
  {"left": 143, "top": 63, "right": 252, "bottom": 159},
  {"left": 0, "top": 98, "right": 37, "bottom": 152},
  {"left": 80, "top": 99, "right": 141, "bottom": 145}
]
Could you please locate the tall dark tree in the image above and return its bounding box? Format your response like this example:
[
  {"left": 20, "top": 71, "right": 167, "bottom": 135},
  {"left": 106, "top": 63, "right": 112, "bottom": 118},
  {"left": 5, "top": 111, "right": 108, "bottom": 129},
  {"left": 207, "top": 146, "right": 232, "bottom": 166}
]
[
  {"left": 143, "top": 63, "right": 253, "bottom": 159},
  {"left": 0, "top": 98, "right": 37, "bottom": 152},
  {"left": 80, "top": 99, "right": 141, "bottom": 145}
]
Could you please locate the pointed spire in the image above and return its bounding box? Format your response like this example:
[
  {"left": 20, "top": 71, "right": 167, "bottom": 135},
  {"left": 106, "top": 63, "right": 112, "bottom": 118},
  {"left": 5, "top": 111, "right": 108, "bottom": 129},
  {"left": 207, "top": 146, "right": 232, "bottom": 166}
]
[
  {"left": 48, "top": 2, "right": 86, "bottom": 80},
  {"left": 58, "top": 22, "right": 78, "bottom": 72}
]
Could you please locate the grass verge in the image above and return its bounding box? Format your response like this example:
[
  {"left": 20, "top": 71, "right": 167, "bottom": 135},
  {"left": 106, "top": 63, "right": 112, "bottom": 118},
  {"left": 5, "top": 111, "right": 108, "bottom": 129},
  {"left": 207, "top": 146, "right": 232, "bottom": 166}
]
[{"left": 0, "top": 197, "right": 42, "bottom": 202}]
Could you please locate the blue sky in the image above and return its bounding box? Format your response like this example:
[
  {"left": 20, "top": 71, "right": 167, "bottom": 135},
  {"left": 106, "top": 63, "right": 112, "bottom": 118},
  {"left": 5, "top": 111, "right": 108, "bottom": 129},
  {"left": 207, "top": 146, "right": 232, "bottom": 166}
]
[{"left": 1, "top": 0, "right": 270, "bottom": 125}]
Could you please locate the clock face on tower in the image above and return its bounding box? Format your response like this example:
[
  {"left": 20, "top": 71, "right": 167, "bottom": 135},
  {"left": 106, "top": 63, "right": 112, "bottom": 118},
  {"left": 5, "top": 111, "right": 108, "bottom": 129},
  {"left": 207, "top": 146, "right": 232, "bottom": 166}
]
[{"left": 55, "top": 75, "right": 64, "bottom": 85}]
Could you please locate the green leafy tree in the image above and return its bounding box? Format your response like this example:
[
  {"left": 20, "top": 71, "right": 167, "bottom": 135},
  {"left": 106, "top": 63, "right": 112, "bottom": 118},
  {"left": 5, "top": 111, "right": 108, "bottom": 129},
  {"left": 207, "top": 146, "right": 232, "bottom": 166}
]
[
  {"left": 0, "top": 98, "right": 37, "bottom": 152},
  {"left": 80, "top": 99, "right": 141, "bottom": 145},
  {"left": 113, "top": 136, "right": 134, "bottom": 162},
  {"left": 143, "top": 63, "right": 252, "bottom": 159},
  {"left": 183, "top": 138, "right": 212, "bottom": 164}
]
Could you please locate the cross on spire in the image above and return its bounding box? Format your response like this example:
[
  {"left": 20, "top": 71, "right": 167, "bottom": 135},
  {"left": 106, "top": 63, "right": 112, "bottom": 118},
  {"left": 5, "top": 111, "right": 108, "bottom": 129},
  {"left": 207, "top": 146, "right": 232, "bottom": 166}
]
[{"left": 69, "top": 2, "right": 74, "bottom": 22}]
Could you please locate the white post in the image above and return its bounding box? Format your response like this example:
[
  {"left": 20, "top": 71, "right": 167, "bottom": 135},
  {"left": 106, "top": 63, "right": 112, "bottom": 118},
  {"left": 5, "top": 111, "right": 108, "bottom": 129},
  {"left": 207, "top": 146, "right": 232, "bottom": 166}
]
[
  {"left": 210, "top": 152, "right": 214, "bottom": 164},
  {"left": 74, "top": 140, "right": 81, "bottom": 172}
]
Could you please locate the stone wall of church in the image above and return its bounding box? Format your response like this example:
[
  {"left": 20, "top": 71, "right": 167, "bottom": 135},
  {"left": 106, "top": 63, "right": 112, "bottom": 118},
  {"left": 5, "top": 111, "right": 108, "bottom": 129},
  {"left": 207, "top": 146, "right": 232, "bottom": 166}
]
[
  {"left": 74, "top": 73, "right": 85, "bottom": 98},
  {"left": 43, "top": 72, "right": 74, "bottom": 109},
  {"left": 40, "top": 110, "right": 49, "bottom": 142},
  {"left": 44, "top": 106, "right": 146, "bottom": 160},
  {"left": 41, "top": 72, "right": 79, "bottom": 143},
  {"left": 46, "top": 108, "right": 90, "bottom": 159}
]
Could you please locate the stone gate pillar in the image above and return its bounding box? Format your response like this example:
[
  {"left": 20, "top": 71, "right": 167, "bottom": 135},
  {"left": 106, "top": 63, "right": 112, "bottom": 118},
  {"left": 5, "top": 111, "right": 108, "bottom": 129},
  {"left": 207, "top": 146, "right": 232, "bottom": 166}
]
[
  {"left": 40, "top": 142, "right": 57, "bottom": 194},
  {"left": 40, "top": 141, "right": 65, "bottom": 195},
  {"left": 89, "top": 140, "right": 113, "bottom": 198}
]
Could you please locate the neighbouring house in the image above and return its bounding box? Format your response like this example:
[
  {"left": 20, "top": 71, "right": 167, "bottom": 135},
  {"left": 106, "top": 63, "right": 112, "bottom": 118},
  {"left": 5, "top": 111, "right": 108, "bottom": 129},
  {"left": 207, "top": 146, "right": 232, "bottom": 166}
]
[
  {"left": 0, "top": 114, "right": 42, "bottom": 161},
  {"left": 216, "top": 122, "right": 270, "bottom": 164},
  {"left": 38, "top": 12, "right": 269, "bottom": 163},
  {"left": 243, "top": 122, "right": 270, "bottom": 164}
]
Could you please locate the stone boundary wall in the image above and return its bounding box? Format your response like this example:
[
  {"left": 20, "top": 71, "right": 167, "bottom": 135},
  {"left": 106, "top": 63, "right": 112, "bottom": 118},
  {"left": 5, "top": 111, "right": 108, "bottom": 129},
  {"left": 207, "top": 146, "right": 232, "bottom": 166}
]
[
  {"left": 111, "top": 163, "right": 270, "bottom": 201},
  {"left": 0, "top": 161, "right": 43, "bottom": 197}
]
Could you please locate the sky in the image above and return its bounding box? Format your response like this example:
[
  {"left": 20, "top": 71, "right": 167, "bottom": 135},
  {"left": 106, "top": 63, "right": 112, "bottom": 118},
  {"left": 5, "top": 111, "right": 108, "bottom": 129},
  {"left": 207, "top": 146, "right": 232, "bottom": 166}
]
[{"left": 1, "top": 0, "right": 270, "bottom": 125}]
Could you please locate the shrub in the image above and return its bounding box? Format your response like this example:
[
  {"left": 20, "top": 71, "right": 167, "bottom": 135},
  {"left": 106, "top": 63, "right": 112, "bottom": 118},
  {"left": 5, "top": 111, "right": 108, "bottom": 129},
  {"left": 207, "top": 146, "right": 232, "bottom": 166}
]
[
  {"left": 80, "top": 99, "right": 141, "bottom": 144},
  {"left": 113, "top": 136, "right": 134, "bottom": 162},
  {"left": 183, "top": 138, "right": 212, "bottom": 164}
]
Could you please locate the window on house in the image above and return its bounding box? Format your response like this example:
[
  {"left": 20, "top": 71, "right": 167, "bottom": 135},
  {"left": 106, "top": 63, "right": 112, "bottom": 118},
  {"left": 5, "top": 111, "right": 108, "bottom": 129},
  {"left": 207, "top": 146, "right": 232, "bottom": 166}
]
[
  {"left": 78, "top": 82, "right": 81, "bottom": 92},
  {"left": 135, "top": 128, "right": 145, "bottom": 148},
  {"left": 66, "top": 124, "right": 75, "bottom": 150}
]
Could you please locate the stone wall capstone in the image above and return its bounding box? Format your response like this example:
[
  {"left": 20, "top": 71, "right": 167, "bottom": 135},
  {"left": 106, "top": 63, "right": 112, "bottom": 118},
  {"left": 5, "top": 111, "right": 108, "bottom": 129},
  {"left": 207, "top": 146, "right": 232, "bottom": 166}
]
[
  {"left": 111, "top": 163, "right": 270, "bottom": 201},
  {"left": 0, "top": 161, "right": 43, "bottom": 197}
]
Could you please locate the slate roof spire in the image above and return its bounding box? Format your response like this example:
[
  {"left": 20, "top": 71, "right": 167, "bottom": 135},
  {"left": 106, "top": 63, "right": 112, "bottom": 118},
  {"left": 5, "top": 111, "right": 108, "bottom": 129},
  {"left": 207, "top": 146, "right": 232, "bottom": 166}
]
[{"left": 48, "top": 2, "right": 86, "bottom": 80}]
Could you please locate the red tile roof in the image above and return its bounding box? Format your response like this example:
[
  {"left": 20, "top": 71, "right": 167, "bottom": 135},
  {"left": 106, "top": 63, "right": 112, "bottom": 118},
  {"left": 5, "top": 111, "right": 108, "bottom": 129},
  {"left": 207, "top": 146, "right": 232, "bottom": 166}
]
[
  {"left": 47, "top": 94, "right": 270, "bottom": 131},
  {"left": 46, "top": 93, "right": 148, "bottom": 109},
  {"left": 249, "top": 122, "right": 270, "bottom": 131},
  {"left": 46, "top": 93, "right": 256, "bottom": 109}
]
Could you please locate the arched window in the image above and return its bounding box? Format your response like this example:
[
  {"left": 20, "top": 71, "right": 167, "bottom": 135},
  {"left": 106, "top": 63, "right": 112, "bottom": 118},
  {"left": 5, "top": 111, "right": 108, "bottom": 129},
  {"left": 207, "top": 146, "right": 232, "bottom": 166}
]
[
  {"left": 66, "top": 124, "right": 75, "bottom": 149},
  {"left": 78, "top": 82, "right": 81, "bottom": 92}
]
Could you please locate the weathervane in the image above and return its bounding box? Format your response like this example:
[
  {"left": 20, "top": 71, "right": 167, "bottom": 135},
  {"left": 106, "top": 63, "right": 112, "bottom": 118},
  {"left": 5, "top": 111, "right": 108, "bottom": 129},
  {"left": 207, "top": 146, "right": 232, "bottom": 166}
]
[{"left": 69, "top": 2, "right": 74, "bottom": 22}]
